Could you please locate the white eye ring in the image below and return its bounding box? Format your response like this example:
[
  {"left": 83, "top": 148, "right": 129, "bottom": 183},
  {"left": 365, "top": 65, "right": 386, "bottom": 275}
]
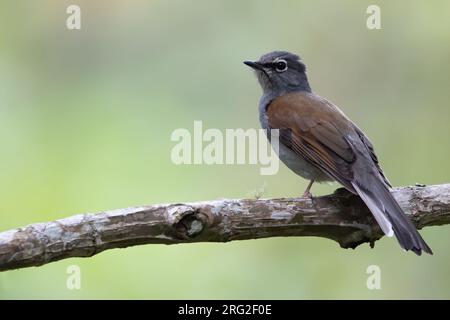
[{"left": 274, "top": 59, "right": 288, "bottom": 72}]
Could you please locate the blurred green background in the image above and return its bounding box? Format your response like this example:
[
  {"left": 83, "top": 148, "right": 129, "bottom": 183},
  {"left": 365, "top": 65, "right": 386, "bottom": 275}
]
[{"left": 0, "top": 0, "right": 449, "bottom": 299}]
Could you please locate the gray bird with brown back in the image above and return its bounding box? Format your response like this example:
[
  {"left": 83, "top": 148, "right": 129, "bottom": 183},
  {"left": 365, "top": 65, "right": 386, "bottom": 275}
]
[{"left": 244, "top": 51, "right": 432, "bottom": 255}]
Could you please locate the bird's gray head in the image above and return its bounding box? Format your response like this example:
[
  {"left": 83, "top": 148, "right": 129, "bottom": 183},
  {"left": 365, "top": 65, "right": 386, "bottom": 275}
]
[{"left": 244, "top": 51, "right": 311, "bottom": 94}]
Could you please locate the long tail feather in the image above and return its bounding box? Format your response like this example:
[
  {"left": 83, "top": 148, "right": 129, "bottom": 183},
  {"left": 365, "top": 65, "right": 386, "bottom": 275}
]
[{"left": 352, "top": 177, "right": 432, "bottom": 255}]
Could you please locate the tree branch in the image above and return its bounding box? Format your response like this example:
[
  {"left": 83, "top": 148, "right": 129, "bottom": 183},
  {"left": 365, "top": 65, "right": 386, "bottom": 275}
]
[{"left": 1, "top": 184, "right": 449, "bottom": 271}]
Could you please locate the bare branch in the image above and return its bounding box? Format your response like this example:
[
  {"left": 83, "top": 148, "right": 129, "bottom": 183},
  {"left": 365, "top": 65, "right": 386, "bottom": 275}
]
[{"left": 1, "top": 184, "right": 449, "bottom": 272}]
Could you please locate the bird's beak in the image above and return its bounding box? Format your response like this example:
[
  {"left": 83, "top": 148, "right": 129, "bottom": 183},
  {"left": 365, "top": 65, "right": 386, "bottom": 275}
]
[{"left": 244, "top": 60, "right": 264, "bottom": 71}]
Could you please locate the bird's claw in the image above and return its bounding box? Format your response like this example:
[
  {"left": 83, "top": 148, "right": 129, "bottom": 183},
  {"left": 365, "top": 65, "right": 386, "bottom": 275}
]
[{"left": 301, "top": 191, "right": 313, "bottom": 199}]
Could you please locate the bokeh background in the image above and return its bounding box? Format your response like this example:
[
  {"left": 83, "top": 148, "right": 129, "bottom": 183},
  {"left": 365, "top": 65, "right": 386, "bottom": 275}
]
[{"left": 0, "top": 0, "right": 449, "bottom": 299}]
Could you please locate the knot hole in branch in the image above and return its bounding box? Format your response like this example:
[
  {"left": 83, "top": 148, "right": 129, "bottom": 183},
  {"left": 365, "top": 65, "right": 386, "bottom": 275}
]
[
  {"left": 175, "top": 212, "right": 209, "bottom": 239},
  {"left": 168, "top": 205, "right": 209, "bottom": 239}
]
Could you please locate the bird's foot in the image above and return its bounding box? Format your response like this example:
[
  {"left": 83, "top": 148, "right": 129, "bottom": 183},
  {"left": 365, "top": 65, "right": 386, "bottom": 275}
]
[
  {"left": 301, "top": 191, "right": 313, "bottom": 199},
  {"left": 301, "top": 179, "right": 315, "bottom": 199}
]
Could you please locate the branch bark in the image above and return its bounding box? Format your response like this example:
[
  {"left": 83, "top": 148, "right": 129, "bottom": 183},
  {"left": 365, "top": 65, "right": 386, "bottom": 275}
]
[{"left": 1, "top": 184, "right": 449, "bottom": 272}]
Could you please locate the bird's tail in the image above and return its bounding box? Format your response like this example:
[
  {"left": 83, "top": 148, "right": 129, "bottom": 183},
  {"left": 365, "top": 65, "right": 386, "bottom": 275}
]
[{"left": 351, "top": 176, "right": 432, "bottom": 255}]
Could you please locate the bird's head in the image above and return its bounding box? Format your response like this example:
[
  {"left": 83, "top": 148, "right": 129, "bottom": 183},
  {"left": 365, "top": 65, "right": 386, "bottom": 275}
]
[{"left": 244, "top": 51, "right": 311, "bottom": 94}]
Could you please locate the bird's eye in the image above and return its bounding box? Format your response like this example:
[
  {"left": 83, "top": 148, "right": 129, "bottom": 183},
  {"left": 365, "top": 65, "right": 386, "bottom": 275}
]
[{"left": 274, "top": 59, "right": 288, "bottom": 72}]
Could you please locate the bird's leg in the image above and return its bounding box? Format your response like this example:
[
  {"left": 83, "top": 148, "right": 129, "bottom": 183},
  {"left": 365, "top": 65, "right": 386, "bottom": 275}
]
[{"left": 302, "top": 179, "right": 315, "bottom": 198}]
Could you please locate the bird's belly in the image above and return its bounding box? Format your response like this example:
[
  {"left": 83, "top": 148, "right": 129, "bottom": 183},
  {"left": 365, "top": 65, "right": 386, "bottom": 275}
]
[{"left": 277, "top": 143, "right": 332, "bottom": 182}]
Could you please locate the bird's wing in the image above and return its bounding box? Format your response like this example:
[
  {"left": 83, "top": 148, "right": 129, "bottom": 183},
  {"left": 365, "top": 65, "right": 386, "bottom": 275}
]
[
  {"left": 266, "top": 92, "right": 357, "bottom": 192},
  {"left": 353, "top": 126, "right": 391, "bottom": 187}
]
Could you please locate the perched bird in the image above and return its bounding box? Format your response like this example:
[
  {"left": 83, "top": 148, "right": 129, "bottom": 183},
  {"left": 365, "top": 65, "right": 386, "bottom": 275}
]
[{"left": 244, "top": 51, "right": 432, "bottom": 255}]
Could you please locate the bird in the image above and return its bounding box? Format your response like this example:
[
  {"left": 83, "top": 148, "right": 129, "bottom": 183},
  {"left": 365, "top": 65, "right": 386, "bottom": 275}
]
[{"left": 244, "top": 51, "right": 432, "bottom": 255}]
